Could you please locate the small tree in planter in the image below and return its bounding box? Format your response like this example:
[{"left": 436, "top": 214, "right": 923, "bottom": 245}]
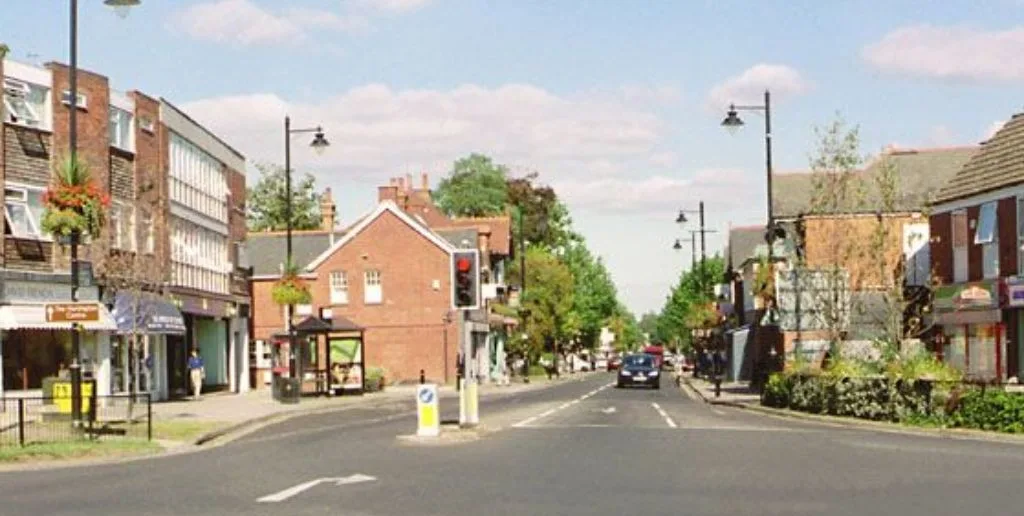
[
  {"left": 272, "top": 260, "right": 312, "bottom": 306},
  {"left": 41, "top": 156, "right": 110, "bottom": 239}
]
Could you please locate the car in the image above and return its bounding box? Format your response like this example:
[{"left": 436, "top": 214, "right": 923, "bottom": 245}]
[
  {"left": 615, "top": 353, "right": 660, "bottom": 389},
  {"left": 607, "top": 356, "right": 621, "bottom": 371}
]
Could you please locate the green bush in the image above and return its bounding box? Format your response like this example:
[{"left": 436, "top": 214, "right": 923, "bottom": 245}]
[
  {"left": 364, "top": 367, "right": 387, "bottom": 392},
  {"left": 948, "top": 389, "right": 1024, "bottom": 433},
  {"left": 761, "top": 373, "right": 793, "bottom": 408}
]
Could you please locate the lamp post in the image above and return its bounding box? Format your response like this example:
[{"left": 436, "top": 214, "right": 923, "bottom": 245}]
[
  {"left": 283, "top": 116, "right": 329, "bottom": 381},
  {"left": 673, "top": 235, "right": 696, "bottom": 270},
  {"left": 675, "top": 204, "right": 717, "bottom": 297},
  {"left": 721, "top": 90, "right": 777, "bottom": 262},
  {"left": 68, "top": 0, "right": 141, "bottom": 429}
]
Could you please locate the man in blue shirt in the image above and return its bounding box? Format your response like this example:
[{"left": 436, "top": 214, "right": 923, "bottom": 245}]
[{"left": 188, "top": 350, "right": 205, "bottom": 400}]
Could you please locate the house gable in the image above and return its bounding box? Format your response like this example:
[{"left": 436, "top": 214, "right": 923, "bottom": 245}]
[{"left": 306, "top": 200, "right": 455, "bottom": 271}]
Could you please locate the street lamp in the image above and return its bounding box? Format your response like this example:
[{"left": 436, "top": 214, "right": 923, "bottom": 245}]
[
  {"left": 283, "top": 116, "right": 329, "bottom": 381},
  {"left": 68, "top": 0, "right": 141, "bottom": 428},
  {"left": 720, "top": 90, "right": 776, "bottom": 257},
  {"left": 104, "top": 0, "right": 141, "bottom": 18}
]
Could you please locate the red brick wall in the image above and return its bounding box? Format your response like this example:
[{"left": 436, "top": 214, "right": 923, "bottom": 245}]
[
  {"left": 311, "top": 209, "right": 456, "bottom": 382},
  {"left": 930, "top": 212, "right": 952, "bottom": 285},
  {"left": 130, "top": 91, "right": 168, "bottom": 274},
  {"left": 967, "top": 205, "right": 982, "bottom": 281},
  {"left": 227, "top": 167, "right": 248, "bottom": 297},
  {"left": 998, "top": 197, "right": 1018, "bottom": 277}
]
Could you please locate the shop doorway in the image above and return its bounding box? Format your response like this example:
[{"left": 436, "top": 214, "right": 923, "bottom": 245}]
[{"left": 166, "top": 334, "right": 188, "bottom": 398}]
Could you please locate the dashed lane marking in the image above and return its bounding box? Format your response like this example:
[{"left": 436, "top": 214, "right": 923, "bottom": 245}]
[
  {"left": 511, "top": 381, "right": 613, "bottom": 427},
  {"left": 651, "top": 402, "right": 678, "bottom": 429}
]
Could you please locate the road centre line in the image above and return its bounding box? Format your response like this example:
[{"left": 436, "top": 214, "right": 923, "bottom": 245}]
[
  {"left": 651, "top": 402, "right": 678, "bottom": 429},
  {"left": 512, "top": 381, "right": 606, "bottom": 427}
]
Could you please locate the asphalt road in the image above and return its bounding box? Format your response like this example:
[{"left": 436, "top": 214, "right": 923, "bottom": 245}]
[{"left": 2, "top": 373, "right": 1023, "bottom": 515}]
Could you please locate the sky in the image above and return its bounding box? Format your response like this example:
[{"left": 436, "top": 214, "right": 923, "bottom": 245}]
[{"left": 2, "top": 0, "right": 1023, "bottom": 315}]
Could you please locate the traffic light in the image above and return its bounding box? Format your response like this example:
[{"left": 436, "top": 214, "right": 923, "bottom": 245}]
[{"left": 452, "top": 250, "right": 480, "bottom": 310}]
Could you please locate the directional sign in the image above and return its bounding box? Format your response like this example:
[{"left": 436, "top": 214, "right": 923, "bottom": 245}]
[
  {"left": 257, "top": 474, "right": 377, "bottom": 503},
  {"left": 45, "top": 303, "right": 100, "bottom": 323},
  {"left": 417, "top": 383, "right": 440, "bottom": 437}
]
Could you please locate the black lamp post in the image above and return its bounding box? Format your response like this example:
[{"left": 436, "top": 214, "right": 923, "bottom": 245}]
[
  {"left": 283, "top": 116, "right": 329, "bottom": 381},
  {"left": 673, "top": 235, "right": 696, "bottom": 270},
  {"left": 68, "top": 0, "right": 141, "bottom": 429},
  {"left": 675, "top": 204, "right": 717, "bottom": 296},
  {"left": 721, "top": 90, "right": 776, "bottom": 262}
]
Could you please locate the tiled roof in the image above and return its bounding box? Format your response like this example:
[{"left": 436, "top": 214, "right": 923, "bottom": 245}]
[
  {"left": 247, "top": 230, "right": 345, "bottom": 276},
  {"left": 933, "top": 113, "right": 1024, "bottom": 205},
  {"left": 726, "top": 226, "right": 765, "bottom": 268},
  {"left": 435, "top": 228, "right": 478, "bottom": 249},
  {"left": 437, "top": 215, "right": 512, "bottom": 255},
  {"left": 772, "top": 146, "right": 978, "bottom": 218}
]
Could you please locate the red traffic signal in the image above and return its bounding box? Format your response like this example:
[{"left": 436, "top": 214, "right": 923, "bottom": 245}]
[{"left": 456, "top": 257, "right": 471, "bottom": 272}]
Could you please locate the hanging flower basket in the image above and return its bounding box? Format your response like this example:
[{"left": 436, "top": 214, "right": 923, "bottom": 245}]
[
  {"left": 40, "top": 156, "right": 110, "bottom": 239},
  {"left": 272, "top": 260, "right": 312, "bottom": 306}
]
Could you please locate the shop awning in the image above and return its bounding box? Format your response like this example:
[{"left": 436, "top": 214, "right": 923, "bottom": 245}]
[
  {"left": 0, "top": 303, "right": 118, "bottom": 331},
  {"left": 112, "top": 292, "right": 186, "bottom": 335}
]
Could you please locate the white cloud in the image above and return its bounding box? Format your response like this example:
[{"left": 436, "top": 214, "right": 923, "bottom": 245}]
[
  {"left": 179, "top": 82, "right": 669, "bottom": 185},
  {"left": 984, "top": 120, "right": 1007, "bottom": 140},
  {"left": 358, "top": 0, "right": 434, "bottom": 13},
  {"left": 862, "top": 25, "right": 1024, "bottom": 82},
  {"left": 170, "top": 0, "right": 303, "bottom": 46},
  {"left": 554, "top": 169, "right": 750, "bottom": 215},
  {"left": 170, "top": 0, "right": 418, "bottom": 46},
  {"left": 928, "top": 125, "right": 957, "bottom": 146},
  {"left": 706, "top": 64, "right": 812, "bottom": 111}
]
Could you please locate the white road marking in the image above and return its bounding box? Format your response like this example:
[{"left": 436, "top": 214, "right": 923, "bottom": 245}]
[
  {"left": 539, "top": 409, "right": 556, "bottom": 418},
  {"left": 600, "top": 407, "right": 617, "bottom": 414},
  {"left": 512, "top": 380, "right": 611, "bottom": 427},
  {"left": 711, "top": 408, "right": 726, "bottom": 416},
  {"left": 651, "top": 402, "right": 678, "bottom": 429},
  {"left": 257, "top": 474, "right": 377, "bottom": 503}
]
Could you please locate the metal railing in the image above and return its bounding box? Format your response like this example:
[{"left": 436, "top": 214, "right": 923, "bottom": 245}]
[{"left": 0, "top": 393, "right": 152, "bottom": 447}]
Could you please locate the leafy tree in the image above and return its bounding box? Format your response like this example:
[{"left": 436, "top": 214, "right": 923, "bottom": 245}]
[
  {"left": 247, "top": 162, "right": 321, "bottom": 232},
  {"left": 563, "top": 241, "right": 619, "bottom": 350},
  {"left": 507, "top": 173, "right": 578, "bottom": 251},
  {"left": 657, "top": 256, "right": 725, "bottom": 352},
  {"left": 608, "top": 306, "right": 642, "bottom": 353},
  {"left": 506, "top": 246, "right": 575, "bottom": 362},
  {"left": 638, "top": 311, "right": 660, "bottom": 341},
  {"left": 433, "top": 153, "right": 509, "bottom": 217}
]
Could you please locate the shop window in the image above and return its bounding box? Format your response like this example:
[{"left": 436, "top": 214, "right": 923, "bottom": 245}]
[
  {"left": 968, "top": 324, "right": 998, "bottom": 379},
  {"left": 944, "top": 326, "right": 967, "bottom": 371}
]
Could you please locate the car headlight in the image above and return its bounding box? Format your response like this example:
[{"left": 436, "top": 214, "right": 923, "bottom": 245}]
[
  {"left": 620, "top": 370, "right": 631, "bottom": 376},
  {"left": 648, "top": 371, "right": 659, "bottom": 377}
]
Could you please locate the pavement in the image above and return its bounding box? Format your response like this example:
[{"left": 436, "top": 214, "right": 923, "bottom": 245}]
[
  {"left": 3, "top": 371, "right": 1024, "bottom": 515},
  {"left": 680, "top": 375, "right": 761, "bottom": 406}
]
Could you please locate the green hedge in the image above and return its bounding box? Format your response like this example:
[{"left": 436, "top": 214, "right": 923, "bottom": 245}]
[{"left": 763, "top": 372, "right": 1024, "bottom": 433}]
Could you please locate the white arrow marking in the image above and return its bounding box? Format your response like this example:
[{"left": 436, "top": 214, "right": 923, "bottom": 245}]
[
  {"left": 257, "top": 474, "right": 377, "bottom": 503},
  {"left": 600, "top": 407, "right": 617, "bottom": 414}
]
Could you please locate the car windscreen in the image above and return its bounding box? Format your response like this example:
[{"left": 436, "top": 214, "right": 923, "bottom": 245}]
[{"left": 623, "top": 355, "right": 653, "bottom": 368}]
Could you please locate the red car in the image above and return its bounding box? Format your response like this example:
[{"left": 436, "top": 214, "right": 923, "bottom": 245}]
[{"left": 607, "top": 356, "right": 621, "bottom": 371}]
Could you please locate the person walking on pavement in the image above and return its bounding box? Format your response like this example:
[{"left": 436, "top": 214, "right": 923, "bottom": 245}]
[{"left": 188, "top": 349, "right": 205, "bottom": 400}]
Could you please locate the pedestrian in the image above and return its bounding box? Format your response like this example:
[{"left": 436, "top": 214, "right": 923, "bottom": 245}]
[{"left": 188, "top": 349, "right": 205, "bottom": 400}]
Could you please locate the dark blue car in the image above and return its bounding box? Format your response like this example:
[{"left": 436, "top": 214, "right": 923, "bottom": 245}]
[{"left": 615, "top": 353, "right": 660, "bottom": 389}]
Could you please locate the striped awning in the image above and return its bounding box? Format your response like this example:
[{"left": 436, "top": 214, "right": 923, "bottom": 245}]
[{"left": 0, "top": 304, "right": 118, "bottom": 331}]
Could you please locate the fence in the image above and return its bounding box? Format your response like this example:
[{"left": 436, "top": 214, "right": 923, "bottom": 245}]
[{"left": 0, "top": 392, "right": 152, "bottom": 447}]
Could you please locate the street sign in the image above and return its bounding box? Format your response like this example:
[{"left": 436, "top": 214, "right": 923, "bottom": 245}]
[
  {"left": 416, "top": 383, "right": 439, "bottom": 437},
  {"left": 45, "top": 303, "right": 100, "bottom": 323}
]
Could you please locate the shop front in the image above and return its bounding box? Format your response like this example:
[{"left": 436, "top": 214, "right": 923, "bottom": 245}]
[
  {"left": 0, "top": 273, "right": 117, "bottom": 397},
  {"left": 933, "top": 279, "right": 1005, "bottom": 381},
  {"left": 167, "top": 292, "right": 249, "bottom": 399},
  {"left": 110, "top": 291, "right": 187, "bottom": 401},
  {"left": 1003, "top": 278, "right": 1024, "bottom": 380}
]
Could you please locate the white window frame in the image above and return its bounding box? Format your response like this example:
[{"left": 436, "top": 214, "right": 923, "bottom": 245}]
[
  {"left": 141, "top": 210, "right": 155, "bottom": 254},
  {"left": 61, "top": 90, "right": 88, "bottom": 110},
  {"left": 3, "top": 184, "right": 49, "bottom": 241},
  {"left": 4, "top": 79, "right": 49, "bottom": 130},
  {"left": 330, "top": 271, "right": 349, "bottom": 305},
  {"left": 977, "top": 202, "right": 999, "bottom": 279},
  {"left": 952, "top": 210, "right": 968, "bottom": 283},
  {"left": 364, "top": 270, "right": 382, "bottom": 305},
  {"left": 109, "top": 107, "right": 135, "bottom": 152}
]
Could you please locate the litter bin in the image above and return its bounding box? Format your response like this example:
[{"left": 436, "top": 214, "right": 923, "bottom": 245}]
[{"left": 272, "top": 376, "right": 300, "bottom": 404}]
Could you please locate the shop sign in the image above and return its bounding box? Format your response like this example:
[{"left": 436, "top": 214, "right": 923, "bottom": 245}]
[
  {"left": 1007, "top": 278, "right": 1024, "bottom": 308},
  {"left": 46, "top": 303, "right": 101, "bottom": 322},
  {"left": 0, "top": 281, "right": 99, "bottom": 303},
  {"left": 934, "top": 280, "right": 1000, "bottom": 312},
  {"left": 52, "top": 381, "right": 94, "bottom": 414}
]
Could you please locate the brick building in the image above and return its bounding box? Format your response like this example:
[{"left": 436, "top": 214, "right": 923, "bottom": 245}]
[
  {"left": 929, "top": 113, "right": 1024, "bottom": 381},
  {"left": 731, "top": 146, "right": 977, "bottom": 372},
  {"left": 0, "top": 56, "right": 249, "bottom": 400},
  {"left": 248, "top": 176, "right": 515, "bottom": 388}
]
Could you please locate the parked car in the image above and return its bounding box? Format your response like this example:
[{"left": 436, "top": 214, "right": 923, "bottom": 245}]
[
  {"left": 607, "top": 356, "right": 621, "bottom": 371},
  {"left": 615, "top": 353, "right": 660, "bottom": 389}
]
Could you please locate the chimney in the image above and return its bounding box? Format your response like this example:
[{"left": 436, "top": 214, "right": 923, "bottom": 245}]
[
  {"left": 320, "top": 188, "right": 337, "bottom": 245},
  {"left": 421, "top": 172, "right": 429, "bottom": 191},
  {"left": 378, "top": 185, "right": 398, "bottom": 203},
  {"left": 397, "top": 176, "right": 406, "bottom": 191},
  {"left": 406, "top": 173, "right": 413, "bottom": 192}
]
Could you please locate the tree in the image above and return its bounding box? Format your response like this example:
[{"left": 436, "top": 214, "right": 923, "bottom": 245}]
[
  {"left": 507, "top": 246, "right": 575, "bottom": 362},
  {"left": 433, "top": 153, "right": 509, "bottom": 217},
  {"left": 563, "top": 241, "right": 619, "bottom": 350},
  {"left": 247, "top": 161, "right": 321, "bottom": 232},
  {"left": 638, "top": 312, "right": 660, "bottom": 339},
  {"left": 657, "top": 256, "right": 725, "bottom": 353},
  {"left": 507, "top": 173, "right": 578, "bottom": 251}
]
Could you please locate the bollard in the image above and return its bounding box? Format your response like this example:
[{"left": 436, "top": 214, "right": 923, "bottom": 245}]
[
  {"left": 714, "top": 377, "right": 722, "bottom": 398},
  {"left": 420, "top": 369, "right": 426, "bottom": 384}
]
